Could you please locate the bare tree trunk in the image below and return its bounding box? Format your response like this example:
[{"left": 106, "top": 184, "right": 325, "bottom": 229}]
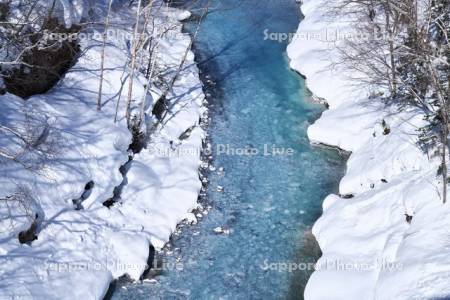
[
  {"left": 157, "top": 0, "right": 211, "bottom": 124},
  {"left": 428, "top": 58, "right": 449, "bottom": 203},
  {"left": 384, "top": 0, "right": 397, "bottom": 97},
  {"left": 114, "top": 72, "right": 129, "bottom": 123},
  {"left": 125, "top": 0, "right": 143, "bottom": 125},
  {"left": 138, "top": 1, "right": 170, "bottom": 123},
  {"left": 97, "top": 0, "right": 114, "bottom": 111},
  {"left": 139, "top": 44, "right": 159, "bottom": 123}
]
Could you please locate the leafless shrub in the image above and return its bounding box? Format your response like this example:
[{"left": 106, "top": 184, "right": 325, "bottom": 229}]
[
  {"left": 0, "top": 185, "right": 36, "bottom": 234},
  {"left": 0, "top": 107, "right": 60, "bottom": 174},
  {"left": 325, "top": 0, "right": 449, "bottom": 201}
]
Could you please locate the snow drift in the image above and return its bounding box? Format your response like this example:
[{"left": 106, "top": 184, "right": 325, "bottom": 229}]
[
  {"left": 287, "top": 0, "right": 450, "bottom": 299},
  {"left": 0, "top": 1, "right": 205, "bottom": 299}
]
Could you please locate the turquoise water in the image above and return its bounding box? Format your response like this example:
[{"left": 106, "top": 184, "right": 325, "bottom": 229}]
[{"left": 111, "top": 1, "right": 345, "bottom": 299}]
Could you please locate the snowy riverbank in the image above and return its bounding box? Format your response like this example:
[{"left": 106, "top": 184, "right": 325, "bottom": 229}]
[
  {"left": 0, "top": 2, "right": 205, "bottom": 299},
  {"left": 288, "top": 0, "right": 450, "bottom": 299}
]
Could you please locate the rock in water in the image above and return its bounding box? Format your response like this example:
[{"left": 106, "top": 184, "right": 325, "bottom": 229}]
[{"left": 213, "top": 226, "right": 230, "bottom": 235}]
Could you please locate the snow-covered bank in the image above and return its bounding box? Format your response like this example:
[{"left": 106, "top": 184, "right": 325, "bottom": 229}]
[
  {"left": 288, "top": 1, "right": 450, "bottom": 299},
  {"left": 0, "top": 2, "right": 205, "bottom": 299}
]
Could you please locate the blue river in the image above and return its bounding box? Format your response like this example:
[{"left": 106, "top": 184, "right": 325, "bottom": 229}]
[{"left": 111, "top": 0, "right": 345, "bottom": 299}]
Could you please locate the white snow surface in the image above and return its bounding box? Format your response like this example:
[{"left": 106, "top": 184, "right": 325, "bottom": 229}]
[
  {"left": 288, "top": 0, "right": 450, "bottom": 299},
  {"left": 0, "top": 2, "right": 205, "bottom": 299}
]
